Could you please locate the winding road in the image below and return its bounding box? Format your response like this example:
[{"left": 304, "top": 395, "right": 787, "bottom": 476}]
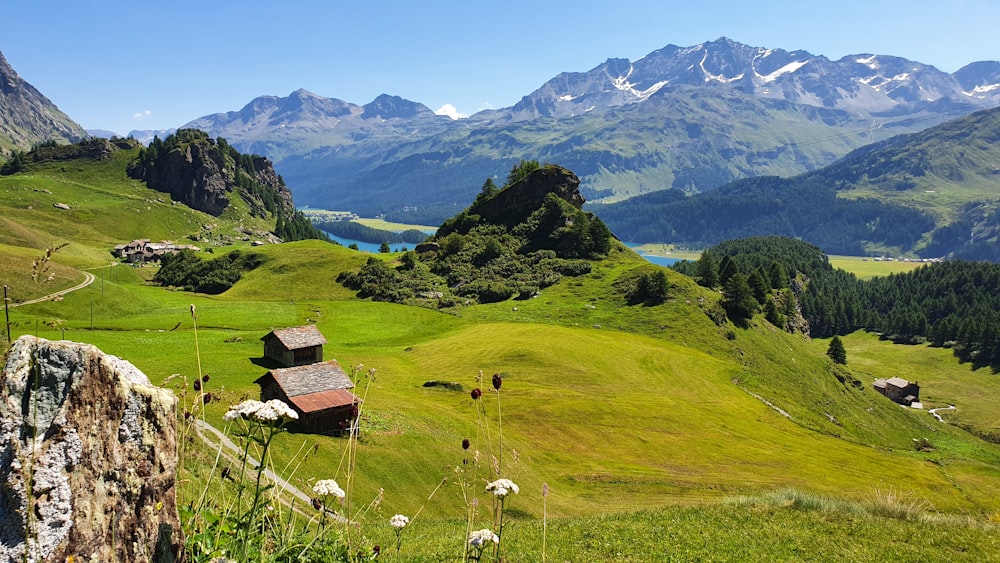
[{"left": 10, "top": 271, "right": 96, "bottom": 308}]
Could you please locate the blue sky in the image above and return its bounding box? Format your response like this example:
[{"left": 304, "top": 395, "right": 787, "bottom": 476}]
[{"left": 4, "top": 0, "right": 999, "bottom": 135}]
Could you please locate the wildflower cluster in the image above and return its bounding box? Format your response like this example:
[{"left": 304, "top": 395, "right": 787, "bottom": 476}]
[
  {"left": 390, "top": 514, "right": 410, "bottom": 529},
  {"left": 486, "top": 478, "right": 519, "bottom": 498},
  {"left": 312, "top": 479, "right": 346, "bottom": 499},
  {"left": 468, "top": 528, "right": 499, "bottom": 548},
  {"left": 223, "top": 399, "right": 299, "bottom": 422}
]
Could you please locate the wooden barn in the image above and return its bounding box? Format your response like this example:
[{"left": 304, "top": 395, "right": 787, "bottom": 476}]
[
  {"left": 873, "top": 377, "right": 920, "bottom": 406},
  {"left": 261, "top": 325, "right": 327, "bottom": 367},
  {"left": 254, "top": 360, "right": 360, "bottom": 434}
]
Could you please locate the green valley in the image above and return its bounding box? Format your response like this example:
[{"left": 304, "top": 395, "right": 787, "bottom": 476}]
[{"left": 2, "top": 143, "right": 1000, "bottom": 560}]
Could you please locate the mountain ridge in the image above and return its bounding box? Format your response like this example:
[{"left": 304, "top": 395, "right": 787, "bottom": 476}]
[
  {"left": 178, "top": 38, "right": 999, "bottom": 224},
  {"left": 0, "top": 50, "right": 86, "bottom": 151}
]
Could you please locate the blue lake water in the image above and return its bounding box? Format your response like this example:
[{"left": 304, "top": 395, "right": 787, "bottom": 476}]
[
  {"left": 327, "top": 233, "right": 682, "bottom": 267},
  {"left": 322, "top": 232, "right": 415, "bottom": 253},
  {"left": 623, "top": 243, "right": 683, "bottom": 267}
]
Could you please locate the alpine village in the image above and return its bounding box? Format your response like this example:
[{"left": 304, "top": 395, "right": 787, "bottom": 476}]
[{"left": 4, "top": 25, "right": 1000, "bottom": 562}]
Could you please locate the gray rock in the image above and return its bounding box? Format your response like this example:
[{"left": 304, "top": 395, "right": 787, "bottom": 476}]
[{"left": 0, "top": 336, "right": 180, "bottom": 562}]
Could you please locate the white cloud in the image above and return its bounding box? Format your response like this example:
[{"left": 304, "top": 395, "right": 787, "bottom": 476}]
[
  {"left": 132, "top": 109, "right": 152, "bottom": 119},
  {"left": 434, "top": 104, "right": 466, "bottom": 120}
]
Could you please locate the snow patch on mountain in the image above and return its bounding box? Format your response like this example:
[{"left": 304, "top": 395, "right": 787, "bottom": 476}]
[
  {"left": 963, "top": 83, "right": 1000, "bottom": 97},
  {"left": 611, "top": 65, "right": 669, "bottom": 99},
  {"left": 856, "top": 54, "right": 878, "bottom": 69},
  {"left": 758, "top": 60, "right": 809, "bottom": 83}
]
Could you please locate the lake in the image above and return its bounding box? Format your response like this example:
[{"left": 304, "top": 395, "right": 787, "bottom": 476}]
[{"left": 329, "top": 233, "right": 683, "bottom": 267}]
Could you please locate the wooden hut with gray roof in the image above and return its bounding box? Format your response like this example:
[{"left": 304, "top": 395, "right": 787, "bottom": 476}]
[
  {"left": 254, "top": 360, "right": 360, "bottom": 434},
  {"left": 261, "top": 325, "right": 327, "bottom": 367}
]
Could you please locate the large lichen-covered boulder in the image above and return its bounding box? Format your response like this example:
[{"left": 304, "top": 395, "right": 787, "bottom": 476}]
[{"left": 0, "top": 336, "right": 180, "bottom": 562}]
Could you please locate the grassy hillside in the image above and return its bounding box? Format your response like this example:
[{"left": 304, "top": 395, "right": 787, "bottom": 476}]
[
  {"left": 3, "top": 152, "right": 1000, "bottom": 559},
  {"left": 8, "top": 239, "right": 1000, "bottom": 516}
]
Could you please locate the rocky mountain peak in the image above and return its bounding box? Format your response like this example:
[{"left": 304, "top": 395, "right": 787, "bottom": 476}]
[
  {"left": 0, "top": 50, "right": 86, "bottom": 150},
  {"left": 362, "top": 94, "right": 434, "bottom": 120},
  {"left": 472, "top": 165, "right": 584, "bottom": 229}
]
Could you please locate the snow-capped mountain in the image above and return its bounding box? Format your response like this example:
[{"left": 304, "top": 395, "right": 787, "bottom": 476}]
[
  {"left": 503, "top": 37, "right": 998, "bottom": 121},
  {"left": 180, "top": 38, "right": 1000, "bottom": 222}
]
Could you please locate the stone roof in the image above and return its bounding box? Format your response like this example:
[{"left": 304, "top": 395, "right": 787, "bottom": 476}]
[
  {"left": 886, "top": 377, "right": 912, "bottom": 389},
  {"left": 261, "top": 324, "right": 327, "bottom": 350},
  {"left": 255, "top": 360, "right": 353, "bottom": 397}
]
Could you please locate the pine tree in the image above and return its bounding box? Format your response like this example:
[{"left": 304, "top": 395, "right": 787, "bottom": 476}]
[
  {"left": 721, "top": 273, "right": 758, "bottom": 325},
  {"left": 827, "top": 336, "right": 847, "bottom": 364},
  {"left": 696, "top": 251, "right": 719, "bottom": 288}
]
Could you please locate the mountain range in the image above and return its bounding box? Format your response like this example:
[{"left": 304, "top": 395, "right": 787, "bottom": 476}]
[
  {"left": 593, "top": 105, "right": 1000, "bottom": 258},
  {"left": 179, "top": 38, "right": 1000, "bottom": 224},
  {"left": 3, "top": 38, "right": 1000, "bottom": 242}
]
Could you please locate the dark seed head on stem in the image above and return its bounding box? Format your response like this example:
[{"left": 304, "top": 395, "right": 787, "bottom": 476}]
[
  {"left": 462, "top": 438, "right": 470, "bottom": 450},
  {"left": 492, "top": 373, "right": 502, "bottom": 390},
  {"left": 471, "top": 388, "right": 482, "bottom": 400}
]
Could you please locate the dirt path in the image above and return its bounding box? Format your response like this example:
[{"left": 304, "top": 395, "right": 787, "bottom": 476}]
[
  {"left": 10, "top": 271, "right": 95, "bottom": 308},
  {"left": 929, "top": 404, "right": 956, "bottom": 423},
  {"left": 191, "top": 418, "right": 315, "bottom": 506}
]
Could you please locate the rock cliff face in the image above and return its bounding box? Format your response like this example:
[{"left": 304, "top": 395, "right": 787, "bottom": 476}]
[
  {"left": 0, "top": 336, "right": 180, "bottom": 562},
  {"left": 137, "top": 139, "right": 233, "bottom": 216},
  {"left": 0, "top": 51, "right": 86, "bottom": 150},
  {"left": 128, "top": 130, "right": 295, "bottom": 218}
]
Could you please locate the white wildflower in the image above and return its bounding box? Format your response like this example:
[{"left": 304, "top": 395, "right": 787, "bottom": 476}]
[
  {"left": 222, "top": 399, "right": 298, "bottom": 422},
  {"left": 254, "top": 399, "right": 299, "bottom": 421},
  {"left": 468, "top": 528, "right": 499, "bottom": 548},
  {"left": 486, "top": 478, "right": 519, "bottom": 498},
  {"left": 223, "top": 400, "right": 263, "bottom": 421},
  {"left": 390, "top": 514, "right": 410, "bottom": 528},
  {"left": 312, "top": 479, "right": 345, "bottom": 498}
]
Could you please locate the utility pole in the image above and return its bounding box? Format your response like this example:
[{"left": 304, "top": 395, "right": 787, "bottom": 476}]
[{"left": 3, "top": 285, "right": 10, "bottom": 342}]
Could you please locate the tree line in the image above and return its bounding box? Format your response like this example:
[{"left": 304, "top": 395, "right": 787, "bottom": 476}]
[{"left": 676, "top": 236, "right": 1000, "bottom": 368}]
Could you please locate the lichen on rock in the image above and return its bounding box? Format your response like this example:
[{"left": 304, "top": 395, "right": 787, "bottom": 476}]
[{"left": 0, "top": 336, "right": 181, "bottom": 562}]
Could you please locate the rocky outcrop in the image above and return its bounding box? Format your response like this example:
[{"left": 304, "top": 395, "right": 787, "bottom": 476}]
[
  {"left": 128, "top": 130, "right": 295, "bottom": 218},
  {"left": 0, "top": 336, "right": 180, "bottom": 562},
  {"left": 0, "top": 50, "right": 86, "bottom": 150},
  {"left": 135, "top": 139, "right": 233, "bottom": 216},
  {"left": 474, "top": 165, "right": 584, "bottom": 228}
]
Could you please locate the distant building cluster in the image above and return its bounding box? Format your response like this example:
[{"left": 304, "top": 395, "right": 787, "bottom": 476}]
[
  {"left": 112, "top": 239, "right": 200, "bottom": 264},
  {"left": 869, "top": 257, "right": 941, "bottom": 263},
  {"left": 301, "top": 210, "right": 358, "bottom": 222}
]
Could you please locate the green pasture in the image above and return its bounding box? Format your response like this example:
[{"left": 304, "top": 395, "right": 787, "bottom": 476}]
[
  {"left": 837, "top": 331, "right": 1000, "bottom": 441},
  {"left": 352, "top": 217, "right": 437, "bottom": 233},
  {"left": 5, "top": 152, "right": 1000, "bottom": 559},
  {"left": 829, "top": 255, "right": 928, "bottom": 279},
  {"left": 9, "top": 245, "right": 1000, "bottom": 521}
]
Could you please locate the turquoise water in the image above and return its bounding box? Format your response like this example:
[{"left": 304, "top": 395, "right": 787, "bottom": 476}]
[
  {"left": 322, "top": 232, "right": 415, "bottom": 254},
  {"left": 327, "top": 233, "right": 681, "bottom": 267}
]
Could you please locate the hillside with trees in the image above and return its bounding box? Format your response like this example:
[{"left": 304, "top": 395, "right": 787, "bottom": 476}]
[
  {"left": 339, "top": 161, "right": 614, "bottom": 305},
  {"left": 594, "top": 106, "right": 1000, "bottom": 259},
  {"left": 128, "top": 129, "right": 327, "bottom": 242},
  {"left": 676, "top": 236, "right": 1000, "bottom": 369}
]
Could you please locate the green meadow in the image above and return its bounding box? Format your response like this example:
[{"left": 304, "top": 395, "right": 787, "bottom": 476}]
[{"left": 3, "top": 155, "right": 1000, "bottom": 560}]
